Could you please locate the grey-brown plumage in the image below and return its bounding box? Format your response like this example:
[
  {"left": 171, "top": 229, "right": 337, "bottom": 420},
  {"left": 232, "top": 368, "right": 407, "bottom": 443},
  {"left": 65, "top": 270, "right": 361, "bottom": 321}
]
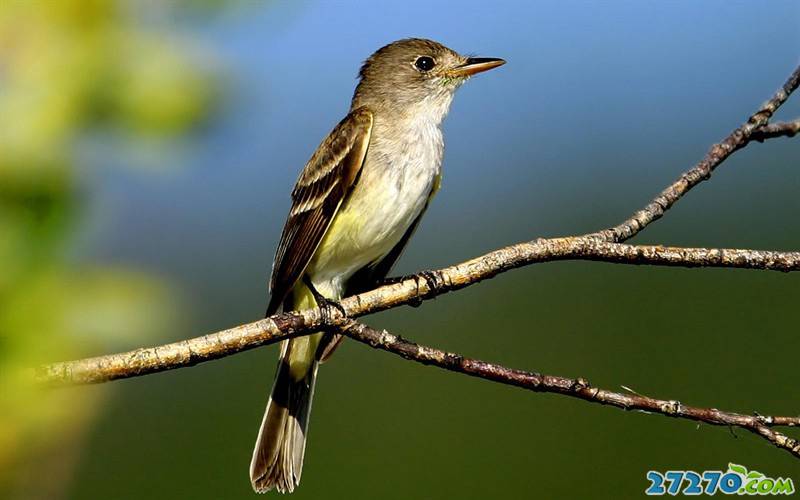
[
  {"left": 250, "top": 38, "right": 504, "bottom": 494},
  {"left": 266, "top": 108, "right": 373, "bottom": 315}
]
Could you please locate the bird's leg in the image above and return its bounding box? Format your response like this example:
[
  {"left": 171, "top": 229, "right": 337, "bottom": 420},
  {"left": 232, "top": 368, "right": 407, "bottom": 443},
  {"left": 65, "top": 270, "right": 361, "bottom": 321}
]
[
  {"left": 375, "top": 275, "right": 405, "bottom": 286},
  {"left": 416, "top": 269, "right": 443, "bottom": 298},
  {"left": 302, "top": 275, "right": 347, "bottom": 327},
  {"left": 375, "top": 270, "right": 443, "bottom": 307}
]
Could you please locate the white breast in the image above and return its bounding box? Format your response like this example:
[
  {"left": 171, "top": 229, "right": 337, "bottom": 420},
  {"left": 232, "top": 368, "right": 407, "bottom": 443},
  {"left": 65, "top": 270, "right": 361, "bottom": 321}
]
[{"left": 307, "top": 108, "right": 446, "bottom": 294}]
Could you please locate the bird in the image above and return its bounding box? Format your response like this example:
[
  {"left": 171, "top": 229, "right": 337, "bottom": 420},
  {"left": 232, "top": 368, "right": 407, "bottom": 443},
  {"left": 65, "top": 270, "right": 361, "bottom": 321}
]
[{"left": 250, "top": 38, "right": 505, "bottom": 493}]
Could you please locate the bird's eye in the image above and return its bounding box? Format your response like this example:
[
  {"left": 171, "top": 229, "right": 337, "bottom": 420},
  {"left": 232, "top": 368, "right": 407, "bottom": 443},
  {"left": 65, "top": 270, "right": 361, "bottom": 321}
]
[{"left": 414, "top": 56, "right": 436, "bottom": 72}]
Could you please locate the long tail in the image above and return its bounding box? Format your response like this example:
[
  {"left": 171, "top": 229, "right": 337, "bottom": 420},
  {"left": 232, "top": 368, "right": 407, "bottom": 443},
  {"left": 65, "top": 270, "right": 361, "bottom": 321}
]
[
  {"left": 249, "top": 341, "right": 318, "bottom": 493},
  {"left": 251, "top": 283, "right": 322, "bottom": 493}
]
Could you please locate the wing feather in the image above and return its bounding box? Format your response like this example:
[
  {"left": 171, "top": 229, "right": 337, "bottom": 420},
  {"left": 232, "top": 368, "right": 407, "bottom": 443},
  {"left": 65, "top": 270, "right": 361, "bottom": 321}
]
[{"left": 266, "top": 107, "right": 373, "bottom": 315}]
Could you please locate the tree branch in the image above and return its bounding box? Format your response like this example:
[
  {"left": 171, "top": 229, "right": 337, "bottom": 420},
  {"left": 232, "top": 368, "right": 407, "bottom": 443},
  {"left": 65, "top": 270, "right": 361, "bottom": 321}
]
[
  {"left": 593, "top": 65, "right": 800, "bottom": 243},
  {"left": 38, "top": 64, "right": 800, "bottom": 386},
  {"left": 752, "top": 119, "right": 800, "bottom": 141},
  {"left": 34, "top": 241, "right": 800, "bottom": 386},
  {"left": 339, "top": 320, "right": 800, "bottom": 457},
  {"left": 563, "top": 241, "right": 800, "bottom": 271}
]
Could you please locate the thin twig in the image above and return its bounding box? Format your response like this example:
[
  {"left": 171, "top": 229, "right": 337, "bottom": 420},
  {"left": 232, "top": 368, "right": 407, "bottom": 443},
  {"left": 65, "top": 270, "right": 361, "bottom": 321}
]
[
  {"left": 37, "top": 65, "right": 800, "bottom": 386},
  {"left": 565, "top": 241, "right": 800, "bottom": 271},
  {"left": 35, "top": 313, "right": 312, "bottom": 385},
  {"left": 34, "top": 240, "right": 800, "bottom": 385},
  {"left": 339, "top": 320, "right": 800, "bottom": 455},
  {"left": 752, "top": 119, "right": 800, "bottom": 141},
  {"left": 593, "top": 67, "right": 800, "bottom": 243}
]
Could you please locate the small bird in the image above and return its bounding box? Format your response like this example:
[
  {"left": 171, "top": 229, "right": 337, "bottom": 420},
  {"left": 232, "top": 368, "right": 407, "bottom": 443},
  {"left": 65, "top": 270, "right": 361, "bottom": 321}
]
[{"left": 250, "top": 38, "right": 504, "bottom": 493}]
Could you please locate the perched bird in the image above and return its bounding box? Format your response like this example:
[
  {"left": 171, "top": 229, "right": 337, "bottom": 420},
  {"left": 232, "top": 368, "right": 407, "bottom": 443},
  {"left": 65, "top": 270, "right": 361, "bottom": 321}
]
[{"left": 250, "top": 38, "right": 504, "bottom": 493}]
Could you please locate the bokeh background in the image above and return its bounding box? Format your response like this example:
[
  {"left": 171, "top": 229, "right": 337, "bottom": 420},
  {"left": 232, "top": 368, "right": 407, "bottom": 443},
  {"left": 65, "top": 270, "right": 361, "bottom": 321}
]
[{"left": 2, "top": 1, "right": 799, "bottom": 498}]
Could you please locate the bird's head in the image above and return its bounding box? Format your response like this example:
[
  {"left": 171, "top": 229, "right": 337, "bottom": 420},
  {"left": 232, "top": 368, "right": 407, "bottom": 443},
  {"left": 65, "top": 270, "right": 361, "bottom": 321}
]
[{"left": 352, "top": 38, "right": 505, "bottom": 122}]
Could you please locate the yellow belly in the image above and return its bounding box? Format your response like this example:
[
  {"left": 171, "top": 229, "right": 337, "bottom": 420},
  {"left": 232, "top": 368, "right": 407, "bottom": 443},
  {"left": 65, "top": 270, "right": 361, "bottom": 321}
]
[{"left": 306, "top": 168, "right": 439, "bottom": 288}]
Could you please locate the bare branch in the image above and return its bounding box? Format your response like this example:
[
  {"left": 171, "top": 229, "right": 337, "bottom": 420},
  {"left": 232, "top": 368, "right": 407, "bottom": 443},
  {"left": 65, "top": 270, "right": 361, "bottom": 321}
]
[
  {"left": 39, "top": 64, "right": 800, "bottom": 386},
  {"left": 339, "top": 320, "right": 800, "bottom": 456},
  {"left": 752, "top": 119, "right": 800, "bottom": 141},
  {"left": 564, "top": 241, "right": 800, "bottom": 272},
  {"left": 593, "top": 66, "right": 800, "bottom": 243},
  {"left": 35, "top": 313, "right": 313, "bottom": 385},
  {"left": 34, "top": 240, "right": 800, "bottom": 385}
]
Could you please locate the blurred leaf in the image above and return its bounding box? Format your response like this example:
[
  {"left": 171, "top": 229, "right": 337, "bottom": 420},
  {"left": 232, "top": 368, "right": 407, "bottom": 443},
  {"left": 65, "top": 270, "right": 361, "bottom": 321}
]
[
  {"left": 0, "top": 0, "right": 222, "bottom": 497},
  {"left": 113, "top": 36, "right": 218, "bottom": 135},
  {"left": 0, "top": 267, "right": 181, "bottom": 494}
]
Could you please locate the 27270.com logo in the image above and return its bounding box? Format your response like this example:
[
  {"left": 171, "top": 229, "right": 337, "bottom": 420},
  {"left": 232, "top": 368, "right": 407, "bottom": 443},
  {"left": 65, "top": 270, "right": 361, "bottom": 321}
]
[{"left": 645, "top": 463, "right": 794, "bottom": 496}]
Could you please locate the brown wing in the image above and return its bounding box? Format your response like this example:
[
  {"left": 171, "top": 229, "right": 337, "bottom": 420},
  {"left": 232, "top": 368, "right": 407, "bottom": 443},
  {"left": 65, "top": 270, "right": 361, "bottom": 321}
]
[{"left": 266, "top": 107, "right": 373, "bottom": 315}]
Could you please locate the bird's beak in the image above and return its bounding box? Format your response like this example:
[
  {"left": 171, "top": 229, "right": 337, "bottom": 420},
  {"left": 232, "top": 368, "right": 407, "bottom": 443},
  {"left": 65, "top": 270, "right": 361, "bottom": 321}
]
[{"left": 447, "top": 57, "right": 506, "bottom": 77}]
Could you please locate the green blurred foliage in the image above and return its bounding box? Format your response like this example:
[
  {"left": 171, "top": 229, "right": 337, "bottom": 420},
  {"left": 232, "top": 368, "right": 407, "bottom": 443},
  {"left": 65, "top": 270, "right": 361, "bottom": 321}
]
[{"left": 0, "top": 0, "right": 219, "bottom": 497}]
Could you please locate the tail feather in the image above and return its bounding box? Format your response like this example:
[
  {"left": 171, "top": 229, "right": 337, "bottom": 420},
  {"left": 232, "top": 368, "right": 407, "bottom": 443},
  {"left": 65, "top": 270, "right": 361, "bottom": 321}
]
[{"left": 250, "top": 341, "right": 319, "bottom": 494}]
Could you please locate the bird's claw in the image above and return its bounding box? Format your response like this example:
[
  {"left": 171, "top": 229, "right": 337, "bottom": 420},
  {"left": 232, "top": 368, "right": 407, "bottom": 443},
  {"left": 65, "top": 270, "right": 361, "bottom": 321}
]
[
  {"left": 379, "top": 269, "right": 443, "bottom": 307},
  {"left": 416, "top": 270, "right": 442, "bottom": 295},
  {"left": 303, "top": 276, "right": 347, "bottom": 326},
  {"left": 319, "top": 296, "right": 347, "bottom": 326},
  {"left": 376, "top": 275, "right": 405, "bottom": 286}
]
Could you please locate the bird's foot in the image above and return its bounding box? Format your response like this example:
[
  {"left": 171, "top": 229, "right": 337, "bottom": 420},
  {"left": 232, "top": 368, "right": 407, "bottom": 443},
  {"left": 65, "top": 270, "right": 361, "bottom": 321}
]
[
  {"left": 376, "top": 275, "right": 405, "bottom": 286},
  {"left": 415, "top": 269, "right": 443, "bottom": 297},
  {"left": 378, "top": 269, "right": 443, "bottom": 307},
  {"left": 303, "top": 276, "right": 347, "bottom": 326},
  {"left": 320, "top": 296, "right": 347, "bottom": 325}
]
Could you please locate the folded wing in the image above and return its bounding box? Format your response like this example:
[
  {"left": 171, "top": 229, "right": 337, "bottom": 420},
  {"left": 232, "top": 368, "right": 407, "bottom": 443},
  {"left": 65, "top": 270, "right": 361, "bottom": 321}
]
[{"left": 266, "top": 107, "right": 373, "bottom": 315}]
